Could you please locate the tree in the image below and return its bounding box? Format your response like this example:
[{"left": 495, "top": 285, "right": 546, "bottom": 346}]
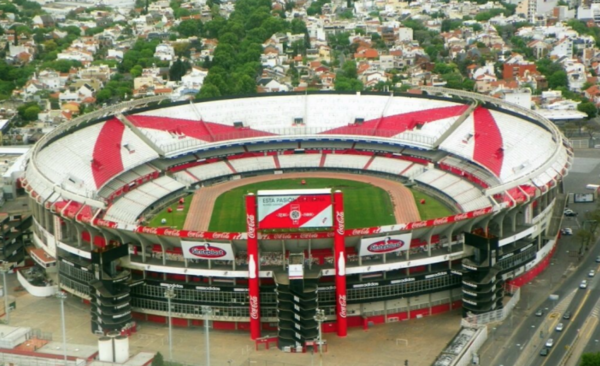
[
  {"left": 130, "top": 65, "right": 143, "bottom": 78},
  {"left": 575, "top": 228, "right": 594, "bottom": 255},
  {"left": 582, "top": 353, "right": 600, "bottom": 366},
  {"left": 547, "top": 71, "right": 568, "bottom": 89},
  {"left": 198, "top": 83, "right": 221, "bottom": 98},
  {"left": 441, "top": 19, "right": 463, "bottom": 32},
  {"left": 151, "top": 352, "right": 164, "bottom": 366},
  {"left": 23, "top": 105, "right": 41, "bottom": 121},
  {"left": 96, "top": 89, "right": 113, "bottom": 104},
  {"left": 169, "top": 58, "right": 190, "bottom": 81},
  {"left": 176, "top": 19, "right": 203, "bottom": 38},
  {"left": 578, "top": 101, "right": 598, "bottom": 120}
]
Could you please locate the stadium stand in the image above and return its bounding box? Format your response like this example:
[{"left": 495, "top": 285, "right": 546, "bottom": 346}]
[
  {"left": 366, "top": 157, "right": 413, "bottom": 175},
  {"left": 323, "top": 154, "right": 371, "bottom": 169},
  {"left": 278, "top": 154, "right": 323, "bottom": 169},
  {"left": 228, "top": 156, "right": 276, "bottom": 172},
  {"left": 104, "top": 176, "right": 184, "bottom": 224},
  {"left": 187, "top": 161, "right": 234, "bottom": 181}
]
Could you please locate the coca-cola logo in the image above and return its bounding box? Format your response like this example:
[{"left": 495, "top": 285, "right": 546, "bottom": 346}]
[
  {"left": 473, "top": 209, "right": 488, "bottom": 217},
  {"left": 140, "top": 227, "right": 158, "bottom": 235},
  {"left": 336, "top": 211, "right": 345, "bottom": 235},
  {"left": 367, "top": 238, "right": 405, "bottom": 253},
  {"left": 186, "top": 231, "right": 206, "bottom": 239},
  {"left": 247, "top": 215, "right": 256, "bottom": 239},
  {"left": 250, "top": 295, "right": 259, "bottom": 320},
  {"left": 189, "top": 245, "right": 226, "bottom": 259},
  {"left": 351, "top": 228, "right": 371, "bottom": 236},
  {"left": 272, "top": 234, "right": 293, "bottom": 240},
  {"left": 411, "top": 221, "right": 428, "bottom": 229},
  {"left": 163, "top": 229, "right": 180, "bottom": 236},
  {"left": 299, "top": 233, "right": 319, "bottom": 239},
  {"left": 338, "top": 295, "right": 347, "bottom": 318},
  {"left": 211, "top": 232, "right": 231, "bottom": 239},
  {"left": 433, "top": 217, "right": 449, "bottom": 226},
  {"left": 454, "top": 213, "right": 469, "bottom": 221}
]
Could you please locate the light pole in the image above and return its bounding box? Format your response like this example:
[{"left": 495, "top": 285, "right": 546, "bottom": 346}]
[
  {"left": 0, "top": 263, "right": 11, "bottom": 324},
  {"left": 56, "top": 291, "right": 68, "bottom": 362},
  {"left": 202, "top": 305, "right": 212, "bottom": 366},
  {"left": 314, "top": 308, "right": 326, "bottom": 366},
  {"left": 164, "top": 285, "right": 176, "bottom": 362}
]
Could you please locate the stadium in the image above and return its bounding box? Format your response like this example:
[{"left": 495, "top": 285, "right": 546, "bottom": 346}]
[{"left": 23, "top": 89, "right": 573, "bottom": 349}]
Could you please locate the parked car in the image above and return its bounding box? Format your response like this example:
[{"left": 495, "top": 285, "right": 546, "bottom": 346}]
[
  {"left": 561, "top": 228, "right": 573, "bottom": 235},
  {"left": 580, "top": 280, "right": 588, "bottom": 289},
  {"left": 563, "top": 311, "right": 572, "bottom": 320},
  {"left": 540, "top": 347, "right": 549, "bottom": 356},
  {"left": 545, "top": 338, "right": 554, "bottom": 348},
  {"left": 564, "top": 209, "right": 578, "bottom": 217},
  {"left": 590, "top": 270, "right": 595, "bottom": 278}
]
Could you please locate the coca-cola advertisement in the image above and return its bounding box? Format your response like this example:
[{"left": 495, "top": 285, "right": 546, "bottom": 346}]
[
  {"left": 181, "top": 241, "right": 234, "bottom": 260},
  {"left": 359, "top": 233, "right": 412, "bottom": 256},
  {"left": 256, "top": 189, "right": 333, "bottom": 229},
  {"left": 249, "top": 295, "right": 259, "bottom": 320},
  {"left": 338, "top": 294, "right": 347, "bottom": 319}
]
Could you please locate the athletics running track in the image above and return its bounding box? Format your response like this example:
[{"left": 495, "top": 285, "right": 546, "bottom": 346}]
[{"left": 183, "top": 172, "right": 421, "bottom": 232}]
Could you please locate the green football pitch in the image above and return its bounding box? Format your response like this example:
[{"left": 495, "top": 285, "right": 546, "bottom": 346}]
[
  {"left": 148, "top": 178, "right": 453, "bottom": 231},
  {"left": 208, "top": 178, "right": 396, "bottom": 232}
]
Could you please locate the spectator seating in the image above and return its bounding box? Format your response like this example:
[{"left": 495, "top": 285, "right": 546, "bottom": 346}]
[
  {"left": 278, "top": 154, "right": 322, "bottom": 169},
  {"left": 228, "top": 156, "right": 276, "bottom": 172},
  {"left": 323, "top": 154, "right": 371, "bottom": 169}
]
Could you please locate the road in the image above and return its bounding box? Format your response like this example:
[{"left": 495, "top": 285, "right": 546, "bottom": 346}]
[
  {"left": 528, "top": 256, "right": 600, "bottom": 366},
  {"left": 480, "top": 149, "right": 600, "bottom": 366}
]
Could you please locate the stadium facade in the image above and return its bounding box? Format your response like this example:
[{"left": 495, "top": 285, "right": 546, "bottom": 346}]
[{"left": 23, "top": 90, "right": 572, "bottom": 348}]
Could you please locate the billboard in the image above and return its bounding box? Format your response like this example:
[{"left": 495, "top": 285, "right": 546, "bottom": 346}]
[
  {"left": 359, "top": 233, "right": 412, "bottom": 256},
  {"left": 257, "top": 189, "right": 332, "bottom": 229},
  {"left": 574, "top": 193, "right": 594, "bottom": 203},
  {"left": 181, "top": 241, "right": 235, "bottom": 260}
]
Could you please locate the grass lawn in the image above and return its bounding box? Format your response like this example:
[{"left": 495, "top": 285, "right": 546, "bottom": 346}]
[
  {"left": 411, "top": 189, "right": 454, "bottom": 220},
  {"left": 148, "top": 195, "right": 194, "bottom": 229},
  {"left": 147, "top": 179, "right": 455, "bottom": 232},
  {"left": 208, "top": 178, "right": 397, "bottom": 232}
]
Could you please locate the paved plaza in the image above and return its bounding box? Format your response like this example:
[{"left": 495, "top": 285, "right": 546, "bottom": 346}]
[{"left": 5, "top": 273, "right": 461, "bottom": 366}]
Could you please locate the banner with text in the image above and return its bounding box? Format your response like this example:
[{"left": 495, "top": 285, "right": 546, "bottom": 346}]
[
  {"left": 359, "top": 233, "right": 412, "bottom": 256},
  {"left": 257, "top": 189, "right": 332, "bottom": 229},
  {"left": 181, "top": 241, "right": 235, "bottom": 261}
]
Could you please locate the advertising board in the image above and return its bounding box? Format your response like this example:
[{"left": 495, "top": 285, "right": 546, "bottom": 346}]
[
  {"left": 359, "top": 233, "right": 412, "bottom": 256},
  {"left": 257, "top": 189, "right": 332, "bottom": 229},
  {"left": 180, "top": 241, "right": 235, "bottom": 260}
]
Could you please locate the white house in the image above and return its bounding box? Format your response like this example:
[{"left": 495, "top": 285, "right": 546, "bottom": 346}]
[
  {"left": 181, "top": 67, "right": 208, "bottom": 89},
  {"left": 398, "top": 27, "right": 413, "bottom": 42},
  {"left": 550, "top": 38, "right": 573, "bottom": 59},
  {"left": 57, "top": 49, "right": 94, "bottom": 62},
  {"left": 154, "top": 43, "right": 175, "bottom": 62},
  {"left": 37, "top": 69, "right": 67, "bottom": 90}
]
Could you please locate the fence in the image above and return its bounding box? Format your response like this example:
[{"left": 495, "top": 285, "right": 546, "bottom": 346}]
[{"left": 569, "top": 138, "right": 591, "bottom": 149}]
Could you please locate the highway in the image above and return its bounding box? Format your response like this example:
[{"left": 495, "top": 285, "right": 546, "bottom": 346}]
[
  {"left": 530, "top": 258, "right": 600, "bottom": 366},
  {"left": 489, "top": 235, "right": 600, "bottom": 366}
]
